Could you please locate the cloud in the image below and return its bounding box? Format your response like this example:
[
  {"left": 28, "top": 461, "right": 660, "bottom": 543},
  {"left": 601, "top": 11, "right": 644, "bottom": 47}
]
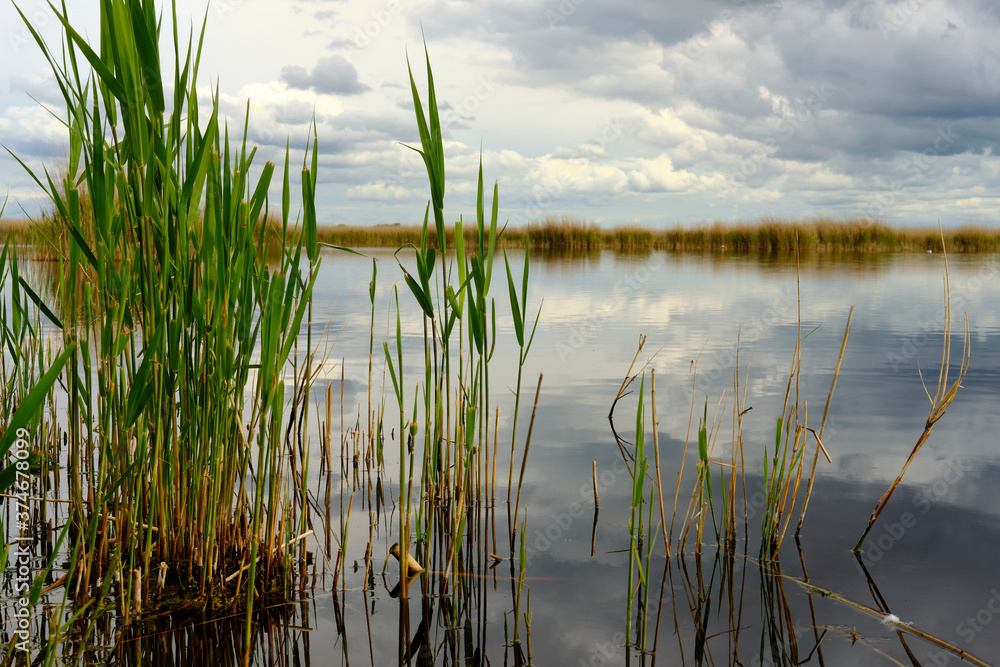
[
  {"left": 626, "top": 154, "right": 700, "bottom": 192},
  {"left": 281, "top": 54, "right": 369, "bottom": 95},
  {"left": 346, "top": 180, "right": 412, "bottom": 200},
  {"left": 3, "top": 0, "right": 1000, "bottom": 226}
]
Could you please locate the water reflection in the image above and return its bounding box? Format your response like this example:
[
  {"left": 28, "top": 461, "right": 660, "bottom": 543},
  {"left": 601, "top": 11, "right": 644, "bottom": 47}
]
[{"left": 9, "top": 250, "right": 1000, "bottom": 665}]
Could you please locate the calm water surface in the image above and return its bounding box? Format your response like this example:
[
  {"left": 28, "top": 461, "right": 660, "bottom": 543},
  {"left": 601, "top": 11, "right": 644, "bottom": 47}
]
[
  {"left": 20, "top": 250, "right": 1000, "bottom": 665},
  {"left": 270, "top": 249, "right": 1000, "bottom": 666}
]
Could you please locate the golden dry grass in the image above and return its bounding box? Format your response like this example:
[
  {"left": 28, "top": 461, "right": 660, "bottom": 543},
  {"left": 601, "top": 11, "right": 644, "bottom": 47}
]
[
  {"left": 312, "top": 215, "right": 1000, "bottom": 253},
  {"left": 9, "top": 213, "right": 1000, "bottom": 256}
]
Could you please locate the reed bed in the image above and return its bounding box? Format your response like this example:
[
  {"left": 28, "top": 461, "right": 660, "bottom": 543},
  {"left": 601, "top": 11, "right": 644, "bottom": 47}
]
[
  {"left": 260, "top": 217, "right": 1000, "bottom": 253},
  {"left": 12, "top": 214, "right": 1000, "bottom": 257},
  {"left": 307, "top": 216, "right": 1000, "bottom": 253}
]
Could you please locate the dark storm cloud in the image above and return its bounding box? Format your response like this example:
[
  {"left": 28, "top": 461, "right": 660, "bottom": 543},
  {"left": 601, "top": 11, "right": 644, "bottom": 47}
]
[
  {"left": 281, "top": 54, "right": 370, "bottom": 94},
  {"left": 744, "top": 1, "right": 1000, "bottom": 121},
  {"left": 418, "top": 0, "right": 1000, "bottom": 164}
]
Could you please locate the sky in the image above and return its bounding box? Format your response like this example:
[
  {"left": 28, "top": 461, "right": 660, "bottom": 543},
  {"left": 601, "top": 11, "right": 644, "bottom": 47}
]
[{"left": 2, "top": 0, "right": 999, "bottom": 229}]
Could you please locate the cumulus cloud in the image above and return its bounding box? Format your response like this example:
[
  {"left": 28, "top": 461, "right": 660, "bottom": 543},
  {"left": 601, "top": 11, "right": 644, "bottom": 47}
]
[
  {"left": 281, "top": 54, "right": 369, "bottom": 95},
  {"left": 347, "top": 180, "right": 412, "bottom": 200}
]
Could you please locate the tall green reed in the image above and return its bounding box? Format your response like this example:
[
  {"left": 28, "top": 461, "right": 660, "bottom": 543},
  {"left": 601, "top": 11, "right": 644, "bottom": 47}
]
[
  {"left": 385, "top": 45, "right": 540, "bottom": 601},
  {"left": 625, "top": 374, "right": 648, "bottom": 647},
  {"left": 13, "top": 1, "right": 321, "bottom": 641}
]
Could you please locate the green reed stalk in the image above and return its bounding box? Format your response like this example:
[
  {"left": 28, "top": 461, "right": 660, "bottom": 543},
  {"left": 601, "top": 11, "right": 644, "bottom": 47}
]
[
  {"left": 513, "top": 514, "right": 528, "bottom": 643},
  {"left": 626, "top": 374, "right": 649, "bottom": 645},
  {"left": 14, "top": 2, "right": 321, "bottom": 644},
  {"left": 368, "top": 260, "right": 379, "bottom": 465},
  {"left": 504, "top": 243, "right": 541, "bottom": 511},
  {"left": 372, "top": 44, "right": 539, "bottom": 663},
  {"left": 383, "top": 287, "right": 408, "bottom": 577},
  {"left": 695, "top": 401, "right": 719, "bottom": 544}
]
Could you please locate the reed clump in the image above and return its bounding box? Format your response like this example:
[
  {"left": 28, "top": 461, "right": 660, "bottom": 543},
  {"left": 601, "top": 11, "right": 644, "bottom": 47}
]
[{"left": 7, "top": 3, "right": 322, "bottom": 654}]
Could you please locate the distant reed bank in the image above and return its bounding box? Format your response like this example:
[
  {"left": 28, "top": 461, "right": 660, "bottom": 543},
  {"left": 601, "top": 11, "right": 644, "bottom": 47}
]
[
  {"left": 4, "top": 215, "right": 998, "bottom": 255},
  {"left": 305, "top": 216, "right": 1000, "bottom": 253}
]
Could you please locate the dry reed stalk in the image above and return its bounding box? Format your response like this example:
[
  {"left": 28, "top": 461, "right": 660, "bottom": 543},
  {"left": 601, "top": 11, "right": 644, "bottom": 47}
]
[
  {"left": 775, "top": 408, "right": 807, "bottom": 554},
  {"left": 608, "top": 335, "right": 651, "bottom": 464},
  {"left": 132, "top": 569, "right": 142, "bottom": 615},
  {"left": 512, "top": 374, "right": 543, "bottom": 539},
  {"left": 854, "top": 240, "right": 970, "bottom": 552},
  {"left": 650, "top": 369, "right": 669, "bottom": 555},
  {"left": 389, "top": 542, "right": 425, "bottom": 574},
  {"left": 730, "top": 346, "right": 753, "bottom": 544},
  {"left": 325, "top": 383, "right": 333, "bottom": 471},
  {"left": 672, "top": 356, "right": 701, "bottom": 554},
  {"left": 679, "top": 391, "right": 727, "bottom": 550},
  {"left": 796, "top": 305, "right": 853, "bottom": 534},
  {"left": 786, "top": 578, "right": 990, "bottom": 667},
  {"left": 592, "top": 461, "right": 599, "bottom": 509}
]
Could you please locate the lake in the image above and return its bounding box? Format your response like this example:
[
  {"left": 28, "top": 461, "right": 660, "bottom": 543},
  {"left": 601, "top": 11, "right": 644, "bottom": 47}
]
[{"left": 11, "top": 249, "right": 1000, "bottom": 666}]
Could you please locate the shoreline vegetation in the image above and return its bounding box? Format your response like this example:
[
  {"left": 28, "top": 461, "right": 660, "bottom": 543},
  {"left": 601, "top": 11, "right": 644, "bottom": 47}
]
[{"left": 4, "top": 215, "right": 999, "bottom": 255}]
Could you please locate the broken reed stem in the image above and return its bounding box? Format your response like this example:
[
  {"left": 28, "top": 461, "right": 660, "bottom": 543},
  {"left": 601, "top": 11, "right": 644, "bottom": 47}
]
[
  {"left": 790, "top": 579, "right": 990, "bottom": 667},
  {"left": 225, "top": 531, "right": 315, "bottom": 583},
  {"left": 819, "top": 305, "right": 854, "bottom": 442},
  {"left": 796, "top": 305, "right": 853, "bottom": 535},
  {"left": 854, "top": 234, "right": 970, "bottom": 552},
  {"left": 651, "top": 369, "right": 669, "bottom": 556},
  {"left": 592, "top": 461, "right": 599, "bottom": 509},
  {"left": 608, "top": 335, "right": 658, "bottom": 464},
  {"left": 512, "top": 373, "right": 543, "bottom": 541},
  {"left": 609, "top": 335, "right": 647, "bottom": 419}
]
